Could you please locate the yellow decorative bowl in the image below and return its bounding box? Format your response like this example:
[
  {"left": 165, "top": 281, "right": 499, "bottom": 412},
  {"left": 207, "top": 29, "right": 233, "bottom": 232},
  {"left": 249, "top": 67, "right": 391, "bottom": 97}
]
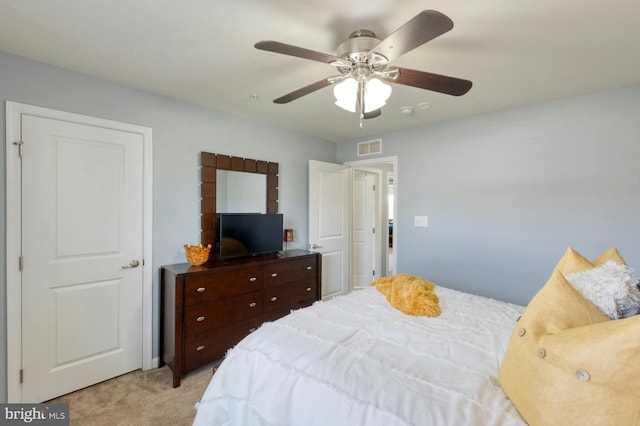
[{"left": 184, "top": 244, "right": 212, "bottom": 266}]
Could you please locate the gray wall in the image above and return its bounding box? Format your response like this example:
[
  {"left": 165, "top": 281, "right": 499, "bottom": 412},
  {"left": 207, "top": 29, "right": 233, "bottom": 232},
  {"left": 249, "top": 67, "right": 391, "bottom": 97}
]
[
  {"left": 338, "top": 85, "right": 640, "bottom": 306},
  {"left": 0, "top": 51, "right": 337, "bottom": 402}
]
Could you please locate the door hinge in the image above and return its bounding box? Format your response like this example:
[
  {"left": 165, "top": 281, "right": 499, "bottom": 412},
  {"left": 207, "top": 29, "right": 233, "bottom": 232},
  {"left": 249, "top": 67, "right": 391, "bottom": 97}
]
[
  {"left": 20, "top": 369, "right": 23, "bottom": 384},
  {"left": 372, "top": 270, "right": 375, "bottom": 276},
  {"left": 372, "top": 227, "right": 375, "bottom": 234},
  {"left": 14, "top": 140, "right": 24, "bottom": 158},
  {"left": 18, "top": 256, "right": 23, "bottom": 271}
]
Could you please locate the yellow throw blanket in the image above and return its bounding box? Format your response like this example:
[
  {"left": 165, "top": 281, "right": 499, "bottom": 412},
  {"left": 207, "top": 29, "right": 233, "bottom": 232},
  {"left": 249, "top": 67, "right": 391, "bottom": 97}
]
[{"left": 372, "top": 273, "right": 441, "bottom": 317}]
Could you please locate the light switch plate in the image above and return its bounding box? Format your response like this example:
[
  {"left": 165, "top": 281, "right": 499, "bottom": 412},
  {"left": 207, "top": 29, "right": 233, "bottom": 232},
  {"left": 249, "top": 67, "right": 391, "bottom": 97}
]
[{"left": 414, "top": 216, "right": 428, "bottom": 227}]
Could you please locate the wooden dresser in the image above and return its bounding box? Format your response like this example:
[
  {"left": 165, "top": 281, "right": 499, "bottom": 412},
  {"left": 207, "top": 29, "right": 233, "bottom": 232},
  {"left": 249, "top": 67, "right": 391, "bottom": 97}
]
[{"left": 161, "top": 249, "right": 321, "bottom": 387}]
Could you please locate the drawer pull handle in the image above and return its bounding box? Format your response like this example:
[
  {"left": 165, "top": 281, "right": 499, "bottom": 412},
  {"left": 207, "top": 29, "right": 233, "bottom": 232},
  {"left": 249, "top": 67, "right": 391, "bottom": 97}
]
[
  {"left": 196, "top": 345, "right": 205, "bottom": 351},
  {"left": 249, "top": 302, "right": 257, "bottom": 308},
  {"left": 196, "top": 287, "right": 205, "bottom": 293},
  {"left": 270, "top": 296, "right": 277, "bottom": 302},
  {"left": 196, "top": 316, "right": 205, "bottom": 322},
  {"left": 306, "top": 287, "right": 312, "bottom": 292},
  {"left": 306, "top": 266, "right": 312, "bottom": 270},
  {"left": 249, "top": 328, "right": 257, "bottom": 333},
  {"left": 249, "top": 277, "right": 257, "bottom": 282},
  {"left": 270, "top": 273, "right": 278, "bottom": 278}
]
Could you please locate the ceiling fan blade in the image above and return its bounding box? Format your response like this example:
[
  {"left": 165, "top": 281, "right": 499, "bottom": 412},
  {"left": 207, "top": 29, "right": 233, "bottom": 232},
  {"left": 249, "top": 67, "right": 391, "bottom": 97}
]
[
  {"left": 273, "top": 77, "right": 339, "bottom": 104},
  {"left": 255, "top": 41, "right": 343, "bottom": 65},
  {"left": 390, "top": 67, "right": 472, "bottom": 96},
  {"left": 370, "top": 10, "right": 454, "bottom": 63},
  {"left": 363, "top": 109, "right": 382, "bottom": 119}
]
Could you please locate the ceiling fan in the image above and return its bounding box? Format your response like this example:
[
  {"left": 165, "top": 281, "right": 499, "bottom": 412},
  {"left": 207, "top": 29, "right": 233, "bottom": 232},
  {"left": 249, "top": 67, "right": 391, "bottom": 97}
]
[{"left": 255, "top": 10, "right": 472, "bottom": 124}]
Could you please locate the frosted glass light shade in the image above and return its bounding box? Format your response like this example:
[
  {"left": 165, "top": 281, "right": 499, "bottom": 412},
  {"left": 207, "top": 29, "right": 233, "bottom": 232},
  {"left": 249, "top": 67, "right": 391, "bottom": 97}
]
[
  {"left": 333, "top": 78, "right": 358, "bottom": 112},
  {"left": 334, "top": 78, "right": 391, "bottom": 113},
  {"left": 364, "top": 78, "right": 392, "bottom": 111}
]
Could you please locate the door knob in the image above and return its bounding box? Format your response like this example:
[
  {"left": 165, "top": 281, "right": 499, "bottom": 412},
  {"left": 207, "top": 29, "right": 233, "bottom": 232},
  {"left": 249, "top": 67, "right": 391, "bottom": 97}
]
[
  {"left": 122, "top": 259, "right": 140, "bottom": 269},
  {"left": 311, "top": 244, "right": 322, "bottom": 249}
]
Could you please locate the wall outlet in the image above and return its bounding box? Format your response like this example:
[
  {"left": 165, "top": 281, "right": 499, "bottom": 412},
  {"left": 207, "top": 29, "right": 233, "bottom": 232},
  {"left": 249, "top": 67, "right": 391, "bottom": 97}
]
[{"left": 414, "top": 216, "right": 429, "bottom": 227}]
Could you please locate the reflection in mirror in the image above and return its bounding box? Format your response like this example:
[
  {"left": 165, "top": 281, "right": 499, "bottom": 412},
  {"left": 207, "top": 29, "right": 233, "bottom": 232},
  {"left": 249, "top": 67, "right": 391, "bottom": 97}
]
[{"left": 217, "top": 170, "right": 267, "bottom": 213}]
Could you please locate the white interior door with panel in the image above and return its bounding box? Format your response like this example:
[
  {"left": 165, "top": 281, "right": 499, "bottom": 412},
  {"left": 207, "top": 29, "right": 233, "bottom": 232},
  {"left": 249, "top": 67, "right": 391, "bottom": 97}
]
[
  {"left": 6, "top": 102, "right": 153, "bottom": 403},
  {"left": 308, "top": 160, "right": 350, "bottom": 299},
  {"left": 352, "top": 168, "right": 380, "bottom": 290},
  {"left": 346, "top": 156, "right": 397, "bottom": 280}
]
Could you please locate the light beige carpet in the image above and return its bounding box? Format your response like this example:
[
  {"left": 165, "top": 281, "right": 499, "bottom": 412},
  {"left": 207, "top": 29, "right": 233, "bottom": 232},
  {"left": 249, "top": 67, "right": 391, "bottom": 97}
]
[{"left": 48, "top": 363, "right": 216, "bottom": 425}]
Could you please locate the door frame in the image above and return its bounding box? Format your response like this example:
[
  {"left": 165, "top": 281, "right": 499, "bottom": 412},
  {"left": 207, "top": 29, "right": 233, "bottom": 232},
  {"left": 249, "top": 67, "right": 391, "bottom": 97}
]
[
  {"left": 5, "top": 101, "right": 154, "bottom": 402},
  {"left": 345, "top": 156, "right": 397, "bottom": 278}
]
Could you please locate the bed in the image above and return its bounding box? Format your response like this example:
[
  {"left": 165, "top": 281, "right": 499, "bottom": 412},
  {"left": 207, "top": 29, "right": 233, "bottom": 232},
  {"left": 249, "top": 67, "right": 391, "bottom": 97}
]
[{"left": 193, "top": 285, "right": 527, "bottom": 425}]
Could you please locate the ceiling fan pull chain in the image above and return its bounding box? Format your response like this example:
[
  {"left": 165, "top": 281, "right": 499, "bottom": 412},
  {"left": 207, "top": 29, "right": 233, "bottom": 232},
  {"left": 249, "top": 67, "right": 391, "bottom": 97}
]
[{"left": 359, "top": 80, "right": 365, "bottom": 128}]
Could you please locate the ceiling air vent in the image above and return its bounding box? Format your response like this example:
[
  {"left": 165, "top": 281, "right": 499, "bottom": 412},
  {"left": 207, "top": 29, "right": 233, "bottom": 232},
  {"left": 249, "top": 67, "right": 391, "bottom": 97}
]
[{"left": 357, "top": 139, "right": 382, "bottom": 157}]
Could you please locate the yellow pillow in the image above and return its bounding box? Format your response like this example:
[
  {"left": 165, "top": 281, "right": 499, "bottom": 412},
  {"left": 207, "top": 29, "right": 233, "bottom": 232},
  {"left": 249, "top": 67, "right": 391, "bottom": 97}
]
[
  {"left": 555, "top": 246, "right": 626, "bottom": 274},
  {"left": 553, "top": 246, "right": 594, "bottom": 274},
  {"left": 371, "top": 273, "right": 441, "bottom": 317},
  {"left": 499, "top": 248, "right": 640, "bottom": 425},
  {"left": 592, "top": 247, "right": 626, "bottom": 266}
]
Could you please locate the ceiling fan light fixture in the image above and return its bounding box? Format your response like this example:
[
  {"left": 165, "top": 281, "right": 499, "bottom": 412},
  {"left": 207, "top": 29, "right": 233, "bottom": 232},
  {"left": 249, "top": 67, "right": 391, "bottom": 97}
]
[
  {"left": 333, "top": 77, "right": 358, "bottom": 112},
  {"left": 364, "top": 78, "right": 392, "bottom": 111},
  {"left": 334, "top": 77, "right": 392, "bottom": 113}
]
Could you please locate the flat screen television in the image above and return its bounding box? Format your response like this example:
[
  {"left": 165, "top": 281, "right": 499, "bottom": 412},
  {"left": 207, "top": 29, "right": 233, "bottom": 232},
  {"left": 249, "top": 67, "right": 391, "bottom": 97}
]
[{"left": 216, "top": 213, "right": 283, "bottom": 259}]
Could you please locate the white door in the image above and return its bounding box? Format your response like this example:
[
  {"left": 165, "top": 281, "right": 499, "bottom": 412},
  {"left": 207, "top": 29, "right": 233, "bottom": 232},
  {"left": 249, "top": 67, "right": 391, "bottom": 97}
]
[
  {"left": 346, "top": 157, "right": 397, "bottom": 278},
  {"left": 20, "top": 114, "right": 144, "bottom": 402},
  {"left": 352, "top": 170, "right": 378, "bottom": 290},
  {"left": 308, "top": 160, "right": 350, "bottom": 299}
]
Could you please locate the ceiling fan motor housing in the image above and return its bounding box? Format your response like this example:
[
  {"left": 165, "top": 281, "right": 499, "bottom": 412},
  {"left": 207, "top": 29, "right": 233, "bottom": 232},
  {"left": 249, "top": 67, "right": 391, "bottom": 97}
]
[{"left": 336, "top": 30, "right": 390, "bottom": 78}]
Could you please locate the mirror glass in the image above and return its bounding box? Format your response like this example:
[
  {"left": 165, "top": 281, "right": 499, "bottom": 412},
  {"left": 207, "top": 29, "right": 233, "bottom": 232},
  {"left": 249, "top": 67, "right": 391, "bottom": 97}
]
[{"left": 217, "top": 170, "right": 267, "bottom": 213}]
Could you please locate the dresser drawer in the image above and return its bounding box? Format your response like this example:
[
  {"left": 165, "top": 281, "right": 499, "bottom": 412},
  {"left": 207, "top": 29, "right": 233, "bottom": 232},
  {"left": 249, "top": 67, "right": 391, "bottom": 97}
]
[
  {"left": 184, "top": 291, "right": 263, "bottom": 336},
  {"left": 184, "top": 267, "right": 263, "bottom": 305},
  {"left": 263, "top": 278, "right": 317, "bottom": 312},
  {"left": 183, "top": 316, "right": 262, "bottom": 372},
  {"left": 263, "top": 298, "right": 315, "bottom": 323},
  {"left": 264, "top": 256, "right": 317, "bottom": 287}
]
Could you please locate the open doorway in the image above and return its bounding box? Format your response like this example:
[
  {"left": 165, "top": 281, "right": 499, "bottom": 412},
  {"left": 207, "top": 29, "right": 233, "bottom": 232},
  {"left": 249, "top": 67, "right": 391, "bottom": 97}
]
[{"left": 346, "top": 156, "right": 397, "bottom": 278}]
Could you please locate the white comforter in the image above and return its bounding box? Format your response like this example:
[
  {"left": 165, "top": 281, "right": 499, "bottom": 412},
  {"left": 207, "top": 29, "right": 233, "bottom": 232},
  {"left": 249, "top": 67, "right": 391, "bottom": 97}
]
[{"left": 194, "top": 286, "right": 526, "bottom": 426}]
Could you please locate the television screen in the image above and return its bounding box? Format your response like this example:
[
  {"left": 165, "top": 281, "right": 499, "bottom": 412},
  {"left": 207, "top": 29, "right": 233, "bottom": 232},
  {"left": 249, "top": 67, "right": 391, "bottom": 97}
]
[{"left": 217, "top": 213, "right": 283, "bottom": 259}]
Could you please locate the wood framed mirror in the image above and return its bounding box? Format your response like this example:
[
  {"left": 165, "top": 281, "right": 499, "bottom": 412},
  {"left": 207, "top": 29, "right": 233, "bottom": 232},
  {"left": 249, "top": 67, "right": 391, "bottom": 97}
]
[{"left": 200, "top": 152, "right": 278, "bottom": 247}]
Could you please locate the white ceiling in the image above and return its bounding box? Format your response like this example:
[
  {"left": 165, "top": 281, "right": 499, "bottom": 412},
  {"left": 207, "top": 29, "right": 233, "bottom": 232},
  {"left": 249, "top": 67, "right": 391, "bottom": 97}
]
[{"left": 1, "top": 0, "right": 639, "bottom": 143}]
